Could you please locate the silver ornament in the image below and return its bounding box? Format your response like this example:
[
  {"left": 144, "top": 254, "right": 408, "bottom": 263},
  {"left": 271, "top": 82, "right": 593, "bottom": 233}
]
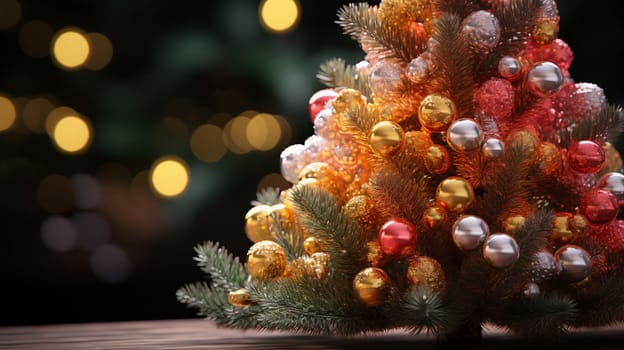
[
  {"left": 598, "top": 172, "right": 624, "bottom": 202},
  {"left": 461, "top": 10, "right": 501, "bottom": 50},
  {"left": 527, "top": 61, "right": 564, "bottom": 97},
  {"left": 482, "top": 138, "right": 505, "bottom": 158},
  {"left": 280, "top": 144, "right": 305, "bottom": 183},
  {"left": 452, "top": 215, "right": 489, "bottom": 251},
  {"left": 531, "top": 249, "right": 559, "bottom": 283},
  {"left": 303, "top": 135, "right": 325, "bottom": 159},
  {"left": 523, "top": 282, "right": 540, "bottom": 298},
  {"left": 483, "top": 233, "right": 519, "bottom": 269},
  {"left": 313, "top": 108, "right": 333, "bottom": 138},
  {"left": 447, "top": 119, "right": 484, "bottom": 152},
  {"left": 498, "top": 56, "right": 521, "bottom": 80},
  {"left": 370, "top": 61, "right": 403, "bottom": 96},
  {"left": 556, "top": 245, "right": 591, "bottom": 283}
]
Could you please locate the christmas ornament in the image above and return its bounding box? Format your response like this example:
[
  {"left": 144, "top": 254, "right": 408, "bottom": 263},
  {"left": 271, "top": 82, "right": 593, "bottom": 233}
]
[
  {"left": 425, "top": 144, "right": 451, "bottom": 174},
  {"left": 503, "top": 215, "right": 526, "bottom": 234},
  {"left": 598, "top": 172, "right": 624, "bottom": 203},
  {"left": 303, "top": 236, "right": 323, "bottom": 256},
  {"left": 306, "top": 252, "right": 330, "bottom": 278},
  {"left": 483, "top": 233, "right": 519, "bottom": 269},
  {"left": 228, "top": 288, "right": 255, "bottom": 307},
  {"left": 418, "top": 94, "right": 456, "bottom": 132},
  {"left": 533, "top": 18, "right": 559, "bottom": 45},
  {"left": 407, "top": 55, "right": 431, "bottom": 82},
  {"left": 378, "top": 218, "right": 417, "bottom": 257},
  {"left": 604, "top": 142, "right": 624, "bottom": 172},
  {"left": 370, "top": 121, "right": 405, "bottom": 156},
  {"left": 523, "top": 282, "right": 540, "bottom": 298},
  {"left": 474, "top": 78, "right": 514, "bottom": 120},
  {"left": 281, "top": 144, "right": 306, "bottom": 183},
  {"left": 551, "top": 212, "right": 575, "bottom": 244},
  {"left": 452, "top": 215, "right": 489, "bottom": 251},
  {"left": 332, "top": 88, "right": 366, "bottom": 114},
  {"left": 498, "top": 56, "right": 522, "bottom": 80},
  {"left": 527, "top": 61, "right": 564, "bottom": 97},
  {"left": 568, "top": 140, "right": 605, "bottom": 174},
  {"left": 556, "top": 245, "right": 592, "bottom": 283},
  {"left": 506, "top": 129, "right": 539, "bottom": 155},
  {"left": 482, "top": 138, "right": 504, "bottom": 158},
  {"left": 422, "top": 206, "right": 446, "bottom": 229},
  {"left": 246, "top": 240, "right": 287, "bottom": 280},
  {"left": 353, "top": 267, "right": 391, "bottom": 306},
  {"left": 370, "top": 61, "right": 404, "bottom": 96},
  {"left": 313, "top": 109, "right": 334, "bottom": 138},
  {"left": 447, "top": 119, "right": 483, "bottom": 152},
  {"left": 245, "top": 205, "right": 274, "bottom": 243},
  {"left": 366, "top": 240, "right": 384, "bottom": 267},
  {"left": 580, "top": 189, "right": 619, "bottom": 224},
  {"left": 436, "top": 177, "right": 475, "bottom": 212},
  {"left": 309, "top": 89, "right": 338, "bottom": 122},
  {"left": 406, "top": 256, "right": 447, "bottom": 295},
  {"left": 298, "top": 161, "right": 330, "bottom": 182},
  {"left": 522, "top": 39, "right": 573, "bottom": 74},
  {"left": 461, "top": 10, "right": 501, "bottom": 50},
  {"left": 343, "top": 195, "right": 378, "bottom": 230},
  {"left": 536, "top": 142, "right": 562, "bottom": 176},
  {"left": 531, "top": 249, "right": 559, "bottom": 283},
  {"left": 560, "top": 83, "right": 607, "bottom": 123}
]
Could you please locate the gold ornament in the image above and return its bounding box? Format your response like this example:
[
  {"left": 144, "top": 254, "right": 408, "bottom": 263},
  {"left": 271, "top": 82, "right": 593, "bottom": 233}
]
[
  {"left": 283, "top": 258, "right": 308, "bottom": 280},
  {"left": 504, "top": 215, "right": 526, "bottom": 234},
  {"left": 551, "top": 212, "right": 575, "bottom": 244},
  {"left": 436, "top": 177, "right": 474, "bottom": 212},
  {"left": 228, "top": 288, "right": 255, "bottom": 307},
  {"left": 267, "top": 203, "right": 292, "bottom": 228},
  {"left": 406, "top": 256, "right": 447, "bottom": 295},
  {"left": 536, "top": 142, "right": 562, "bottom": 176},
  {"left": 425, "top": 144, "right": 451, "bottom": 174},
  {"left": 418, "top": 94, "right": 456, "bottom": 132},
  {"left": 366, "top": 240, "right": 384, "bottom": 267},
  {"left": 244, "top": 205, "right": 274, "bottom": 243},
  {"left": 602, "top": 142, "right": 623, "bottom": 173},
  {"left": 506, "top": 129, "right": 539, "bottom": 157},
  {"left": 353, "top": 267, "right": 391, "bottom": 306},
  {"left": 303, "top": 236, "right": 323, "bottom": 255},
  {"left": 533, "top": 18, "right": 559, "bottom": 45},
  {"left": 422, "top": 206, "right": 446, "bottom": 229},
  {"left": 332, "top": 88, "right": 365, "bottom": 114},
  {"left": 306, "top": 252, "right": 330, "bottom": 278},
  {"left": 570, "top": 215, "right": 588, "bottom": 236},
  {"left": 370, "top": 121, "right": 405, "bottom": 156},
  {"left": 343, "top": 194, "right": 379, "bottom": 230},
  {"left": 298, "top": 162, "right": 331, "bottom": 181},
  {"left": 246, "top": 240, "right": 287, "bottom": 280}
]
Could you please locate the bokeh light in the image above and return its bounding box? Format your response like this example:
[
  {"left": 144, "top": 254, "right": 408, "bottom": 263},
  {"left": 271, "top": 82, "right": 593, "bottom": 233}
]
[
  {"left": 257, "top": 172, "right": 291, "bottom": 193},
  {"left": 90, "top": 244, "right": 131, "bottom": 283},
  {"left": 190, "top": 124, "right": 227, "bottom": 162},
  {"left": 223, "top": 114, "right": 253, "bottom": 154},
  {"left": 23, "top": 97, "right": 54, "bottom": 133},
  {"left": 37, "top": 174, "right": 74, "bottom": 213},
  {"left": 46, "top": 106, "right": 77, "bottom": 135},
  {"left": 85, "top": 32, "right": 113, "bottom": 70},
  {"left": 246, "top": 113, "right": 282, "bottom": 151},
  {"left": 52, "top": 28, "right": 91, "bottom": 69},
  {"left": 0, "top": 0, "right": 21, "bottom": 30},
  {"left": 0, "top": 95, "right": 17, "bottom": 132},
  {"left": 149, "top": 156, "right": 190, "bottom": 198},
  {"left": 259, "top": 0, "right": 300, "bottom": 34},
  {"left": 71, "top": 173, "right": 101, "bottom": 210},
  {"left": 73, "top": 212, "right": 110, "bottom": 250},
  {"left": 18, "top": 20, "right": 54, "bottom": 58},
  {"left": 40, "top": 216, "right": 77, "bottom": 253},
  {"left": 52, "top": 115, "right": 93, "bottom": 154}
]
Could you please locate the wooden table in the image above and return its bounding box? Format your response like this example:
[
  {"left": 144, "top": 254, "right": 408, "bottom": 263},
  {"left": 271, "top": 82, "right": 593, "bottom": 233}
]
[{"left": 2, "top": 319, "right": 624, "bottom": 349}]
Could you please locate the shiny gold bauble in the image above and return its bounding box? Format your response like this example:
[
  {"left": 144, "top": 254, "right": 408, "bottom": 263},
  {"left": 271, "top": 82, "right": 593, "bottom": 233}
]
[
  {"left": 418, "top": 94, "right": 456, "bottom": 132},
  {"left": 507, "top": 129, "right": 539, "bottom": 157},
  {"left": 246, "top": 240, "right": 287, "bottom": 280},
  {"left": 370, "top": 121, "right": 405, "bottom": 156},
  {"left": 406, "top": 256, "right": 447, "bottom": 295},
  {"left": 366, "top": 240, "right": 384, "bottom": 267},
  {"left": 533, "top": 18, "right": 559, "bottom": 45},
  {"left": 422, "top": 206, "right": 447, "bottom": 229},
  {"left": 425, "top": 144, "right": 451, "bottom": 174},
  {"left": 244, "top": 205, "right": 274, "bottom": 243},
  {"left": 435, "top": 177, "right": 475, "bottom": 212},
  {"left": 504, "top": 215, "right": 526, "bottom": 234},
  {"left": 298, "top": 162, "right": 332, "bottom": 181},
  {"left": 343, "top": 194, "right": 379, "bottom": 230},
  {"left": 353, "top": 267, "right": 391, "bottom": 306},
  {"left": 332, "top": 88, "right": 365, "bottom": 114},
  {"left": 303, "top": 236, "right": 324, "bottom": 256},
  {"left": 228, "top": 288, "right": 255, "bottom": 307},
  {"left": 536, "top": 142, "right": 562, "bottom": 176},
  {"left": 570, "top": 215, "right": 588, "bottom": 236},
  {"left": 306, "top": 252, "right": 330, "bottom": 279},
  {"left": 551, "top": 212, "right": 575, "bottom": 244},
  {"left": 267, "top": 203, "right": 292, "bottom": 228},
  {"left": 283, "top": 258, "right": 308, "bottom": 280}
]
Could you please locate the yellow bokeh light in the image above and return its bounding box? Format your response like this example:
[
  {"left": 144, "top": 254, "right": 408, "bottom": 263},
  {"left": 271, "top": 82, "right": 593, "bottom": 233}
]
[
  {"left": 23, "top": 97, "right": 54, "bottom": 133},
  {"left": 52, "top": 115, "right": 92, "bottom": 154},
  {"left": 149, "top": 156, "right": 190, "bottom": 198},
  {"left": 190, "top": 124, "right": 227, "bottom": 163},
  {"left": 52, "top": 29, "right": 90, "bottom": 69},
  {"left": 223, "top": 116, "right": 253, "bottom": 154},
  {"left": 46, "top": 106, "right": 77, "bottom": 135},
  {"left": 0, "top": 95, "right": 16, "bottom": 132},
  {"left": 85, "top": 32, "right": 113, "bottom": 71},
  {"left": 246, "top": 113, "right": 282, "bottom": 151},
  {"left": 259, "top": 0, "right": 300, "bottom": 34}
]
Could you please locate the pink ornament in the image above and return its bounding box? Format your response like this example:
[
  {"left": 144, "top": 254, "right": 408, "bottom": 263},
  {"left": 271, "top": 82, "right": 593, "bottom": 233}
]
[
  {"left": 309, "top": 89, "right": 338, "bottom": 122},
  {"left": 561, "top": 83, "right": 606, "bottom": 122},
  {"left": 379, "top": 218, "right": 417, "bottom": 257},
  {"left": 522, "top": 39, "right": 573, "bottom": 74},
  {"left": 568, "top": 140, "right": 605, "bottom": 173},
  {"left": 580, "top": 189, "right": 618, "bottom": 224},
  {"left": 474, "top": 78, "right": 514, "bottom": 120}
]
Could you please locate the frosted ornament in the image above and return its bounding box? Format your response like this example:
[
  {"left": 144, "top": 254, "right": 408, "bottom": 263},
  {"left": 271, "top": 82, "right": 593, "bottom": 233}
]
[
  {"left": 280, "top": 144, "right": 306, "bottom": 183},
  {"left": 370, "top": 61, "right": 403, "bottom": 96},
  {"left": 461, "top": 10, "right": 501, "bottom": 50}
]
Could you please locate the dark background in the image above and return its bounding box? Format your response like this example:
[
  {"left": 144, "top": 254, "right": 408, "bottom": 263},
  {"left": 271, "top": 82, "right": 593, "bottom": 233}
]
[{"left": 0, "top": 0, "right": 623, "bottom": 326}]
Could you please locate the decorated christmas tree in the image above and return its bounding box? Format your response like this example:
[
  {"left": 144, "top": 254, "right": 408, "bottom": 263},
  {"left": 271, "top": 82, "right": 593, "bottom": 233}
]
[{"left": 177, "top": 0, "right": 624, "bottom": 340}]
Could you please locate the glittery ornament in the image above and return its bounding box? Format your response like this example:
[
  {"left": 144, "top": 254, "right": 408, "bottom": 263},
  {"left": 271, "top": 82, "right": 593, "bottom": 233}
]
[
  {"left": 407, "top": 55, "right": 431, "bottom": 82},
  {"left": 556, "top": 244, "right": 591, "bottom": 283},
  {"left": 228, "top": 288, "right": 255, "bottom": 307},
  {"left": 483, "top": 233, "right": 520, "bottom": 269},
  {"left": 482, "top": 138, "right": 505, "bottom": 158},
  {"left": 370, "top": 61, "right": 404, "bottom": 96},
  {"left": 506, "top": 129, "right": 539, "bottom": 156},
  {"left": 452, "top": 215, "right": 489, "bottom": 250},
  {"left": 461, "top": 10, "right": 501, "bottom": 50},
  {"left": 418, "top": 94, "right": 456, "bottom": 132},
  {"left": 527, "top": 61, "right": 564, "bottom": 96},
  {"left": 522, "top": 39, "right": 573, "bottom": 74},
  {"left": 313, "top": 108, "right": 334, "bottom": 138},
  {"left": 536, "top": 142, "right": 562, "bottom": 176},
  {"left": 503, "top": 215, "right": 526, "bottom": 234},
  {"left": 568, "top": 141, "right": 605, "bottom": 174},
  {"left": 603, "top": 142, "right": 624, "bottom": 173},
  {"left": 425, "top": 145, "right": 451, "bottom": 174},
  {"left": 303, "top": 135, "right": 326, "bottom": 160},
  {"left": 531, "top": 249, "right": 559, "bottom": 283},
  {"left": 580, "top": 189, "right": 618, "bottom": 224},
  {"left": 298, "top": 162, "right": 331, "bottom": 181},
  {"left": 533, "top": 18, "right": 559, "bottom": 45},
  {"left": 406, "top": 256, "right": 447, "bottom": 295},
  {"left": 551, "top": 212, "right": 575, "bottom": 244},
  {"left": 474, "top": 78, "right": 514, "bottom": 120},
  {"left": 404, "top": 130, "right": 434, "bottom": 158},
  {"left": 306, "top": 252, "right": 330, "bottom": 279},
  {"left": 343, "top": 195, "right": 378, "bottom": 230},
  {"left": 447, "top": 119, "right": 484, "bottom": 152},
  {"left": 280, "top": 144, "right": 306, "bottom": 183},
  {"left": 563, "top": 83, "right": 607, "bottom": 123},
  {"left": 268, "top": 203, "right": 292, "bottom": 228},
  {"left": 332, "top": 88, "right": 366, "bottom": 114},
  {"left": 303, "top": 236, "right": 323, "bottom": 256},
  {"left": 423, "top": 206, "right": 447, "bottom": 229},
  {"left": 309, "top": 89, "right": 338, "bottom": 122},
  {"left": 598, "top": 172, "right": 624, "bottom": 203},
  {"left": 367, "top": 240, "right": 384, "bottom": 267},
  {"left": 370, "top": 121, "right": 405, "bottom": 156},
  {"left": 246, "top": 240, "right": 287, "bottom": 280},
  {"left": 353, "top": 267, "right": 391, "bottom": 306},
  {"left": 523, "top": 283, "right": 540, "bottom": 298},
  {"left": 436, "top": 177, "right": 475, "bottom": 212},
  {"left": 378, "top": 218, "right": 417, "bottom": 257},
  {"left": 245, "top": 205, "right": 274, "bottom": 243},
  {"left": 570, "top": 215, "right": 588, "bottom": 236},
  {"left": 498, "top": 56, "right": 522, "bottom": 80}
]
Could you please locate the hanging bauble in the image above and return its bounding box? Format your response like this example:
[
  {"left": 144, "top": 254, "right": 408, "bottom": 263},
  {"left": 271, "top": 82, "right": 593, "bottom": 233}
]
[
  {"left": 598, "top": 172, "right": 624, "bottom": 203},
  {"left": 406, "top": 256, "right": 447, "bottom": 295},
  {"left": 228, "top": 288, "right": 255, "bottom": 307},
  {"left": 425, "top": 144, "right": 451, "bottom": 174},
  {"left": 551, "top": 212, "right": 575, "bottom": 244},
  {"left": 370, "top": 121, "right": 405, "bottom": 156},
  {"left": 452, "top": 215, "right": 489, "bottom": 250},
  {"left": 533, "top": 18, "right": 559, "bottom": 45},
  {"left": 580, "top": 189, "right": 618, "bottom": 224},
  {"left": 370, "top": 61, "right": 404, "bottom": 96},
  {"left": 531, "top": 249, "right": 559, "bottom": 283},
  {"left": 482, "top": 138, "right": 505, "bottom": 158},
  {"left": 568, "top": 140, "right": 605, "bottom": 174},
  {"left": 407, "top": 55, "right": 432, "bottom": 83},
  {"left": 503, "top": 215, "right": 526, "bottom": 234},
  {"left": 418, "top": 94, "right": 456, "bottom": 132},
  {"left": 306, "top": 252, "right": 330, "bottom": 279},
  {"left": 280, "top": 144, "right": 306, "bottom": 184},
  {"left": 436, "top": 177, "right": 475, "bottom": 212},
  {"left": 245, "top": 205, "right": 274, "bottom": 243},
  {"left": 367, "top": 240, "right": 384, "bottom": 267},
  {"left": 308, "top": 89, "right": 338, "bottom": 122},
  {"left": 303, "top": 236, "right": 324, "bottom": 256},
  {"left": 246, "top": 240, "right": 287, "bottom": 280},
  {"left": 378, "top": 218, "right": 417, "bottom": 257},
  {"left": 523, "top": 282, "right": 541, "bottom": 298},
  {"left": 461, "top": 10, "right": 501, "bottom": 50},
  {"left": 527, "top": 61, "right": 564, "bottom": 97},
  {"left": 498, "top": 56, "right": 522, "bottom": 81},
  {"left": 423, "top": 206, "right": 447, "bottom": 230},
  {"left": 555, "top": 244, "right": 591, "bottom": 283},
  {"left": 483, "top": 233, "right": 520, "bottom": 269},
  {"left": 447, "top": 119, "right": 484, "bottom": 152},
  {"left": 353, "top": 267, "right": 391, "bottom": 306}
]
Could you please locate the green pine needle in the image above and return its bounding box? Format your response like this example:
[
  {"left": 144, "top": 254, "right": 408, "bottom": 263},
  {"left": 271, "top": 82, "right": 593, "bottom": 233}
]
[
  {"left": 193, "top": 241, "right": 248, "bottom": 292},
  {"left": 317, "top": 58, "right": 372, "bottom": 98}
]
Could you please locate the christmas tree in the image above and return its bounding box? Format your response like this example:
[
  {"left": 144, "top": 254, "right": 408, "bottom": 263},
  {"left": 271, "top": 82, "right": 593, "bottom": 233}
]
[{"left": 177, "top": 0, "right": 624, "bottom": 340}]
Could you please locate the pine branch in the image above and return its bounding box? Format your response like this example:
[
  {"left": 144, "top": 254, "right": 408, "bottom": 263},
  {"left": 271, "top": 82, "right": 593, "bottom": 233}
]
[
  {"left": 342, "top": 103, "right": 381, "bottom": 150},
  {"left": 385, "top": 286, "right": 448, "bottom": 334},
  {"left": 556, "top": 105, "right": 624, "bottom": 148},
  {"left": 317, "top": 58, "right": 372, "bottom": 98},
  {"left": 507, "top": 292, "right": 578, "bottom": 337},
  {"left": 337, "top": 3, "right": 427, "bottom": 63},
  {"left": 271, "top": 212, "right": 305, "bottom": 261},
  {"left": 194, "top": 241, "right": 248, "bottom": 292}
]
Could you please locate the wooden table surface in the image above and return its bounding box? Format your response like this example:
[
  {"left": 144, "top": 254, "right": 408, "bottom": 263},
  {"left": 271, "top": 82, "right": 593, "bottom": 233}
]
[{"left": 2, "top": 318, "right": 624, "bottom": 349}]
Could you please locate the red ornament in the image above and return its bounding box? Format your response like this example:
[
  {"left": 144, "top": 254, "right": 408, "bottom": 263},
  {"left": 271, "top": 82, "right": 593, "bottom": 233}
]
[
  {"left": 568, "top": 140, "right": 605, "bottom": 173},
  {"left": 309, "top": 89, "right": 338, "bottom": 122},
  {"left": 580, "top": 189, "right": 618, "bottom": 224},
  {"left": 378, "top": 218, "right": 417, "bottom": 257},
  {"left": 474, "top": 78, "right": 514, "bottom": 121},
  {"left": 521, "top": 38, "right": 573, "bottom": 75}
]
